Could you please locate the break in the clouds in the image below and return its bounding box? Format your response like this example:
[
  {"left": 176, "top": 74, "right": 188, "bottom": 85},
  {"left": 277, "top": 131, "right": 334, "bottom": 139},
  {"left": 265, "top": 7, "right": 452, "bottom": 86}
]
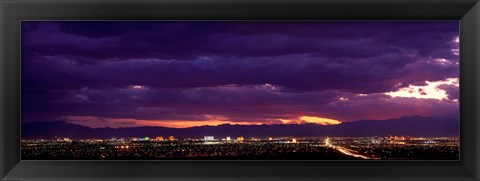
[{"left": 21, "top": 21, "right": 459, "bottom": 128}]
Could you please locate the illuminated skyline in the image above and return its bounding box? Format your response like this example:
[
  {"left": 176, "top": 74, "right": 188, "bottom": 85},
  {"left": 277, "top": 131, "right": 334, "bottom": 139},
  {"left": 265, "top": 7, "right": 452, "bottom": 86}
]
[{"left": 21, "top": 21, "right": 459, "bottom": 129}]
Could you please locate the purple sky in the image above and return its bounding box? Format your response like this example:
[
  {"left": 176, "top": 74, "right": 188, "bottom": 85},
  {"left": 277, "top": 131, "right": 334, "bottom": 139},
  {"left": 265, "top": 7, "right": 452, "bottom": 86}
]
[{"left": 21, "top": 21, "right": 459, "bottom": 128}]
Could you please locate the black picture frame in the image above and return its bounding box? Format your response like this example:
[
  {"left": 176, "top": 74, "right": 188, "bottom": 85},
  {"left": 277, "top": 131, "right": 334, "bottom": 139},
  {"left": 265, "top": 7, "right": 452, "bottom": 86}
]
[{"left": 1, "top": 0, "right": 479, "bottom": 180}]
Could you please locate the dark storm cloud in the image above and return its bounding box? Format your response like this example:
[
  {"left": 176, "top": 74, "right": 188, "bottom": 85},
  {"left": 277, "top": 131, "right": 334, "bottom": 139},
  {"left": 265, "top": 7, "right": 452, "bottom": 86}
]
[
  {"left": 22, "top": 53, "right": 457, "bottom": 93},
  {"left": 22, "top": 21, "right": 459, "bottom": 62},
  {"left": 21, "top": 21, "right": 460, "bottom": 126}
]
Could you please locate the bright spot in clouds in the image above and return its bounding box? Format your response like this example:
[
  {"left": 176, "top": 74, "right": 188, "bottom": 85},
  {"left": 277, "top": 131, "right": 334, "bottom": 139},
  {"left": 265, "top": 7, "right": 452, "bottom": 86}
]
[
  {"left": 385, "top": 78, "right": 458, "bottom": 100},
  {"left": 132, "top": 85, "right": 143, "bottom": 89},
  {"left": 451, "top": 36, "right": 460, "bottom": 55},
  {"left": 451, "top": 48, "right": 459, "bottom": 56},
  {"left": 432, "top": 58, "right": 452, "bottom": 66},
  {"left": 263, "top": 83, "right": 276, "bottom": 91}
]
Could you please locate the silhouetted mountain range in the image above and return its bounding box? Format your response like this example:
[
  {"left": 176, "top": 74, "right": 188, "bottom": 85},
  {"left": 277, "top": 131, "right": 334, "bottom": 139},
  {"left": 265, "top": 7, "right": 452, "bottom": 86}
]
[{"left": 21, "top": 116, "right": 459, "bottom": 139}]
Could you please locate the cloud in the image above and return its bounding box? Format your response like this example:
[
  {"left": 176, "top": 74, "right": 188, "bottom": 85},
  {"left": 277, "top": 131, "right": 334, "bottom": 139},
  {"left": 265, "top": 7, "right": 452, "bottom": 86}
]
[
  {"left": 21, "top": 21, "right": 460, "bottom": 128},
  {"left": 22, "top": 21, "right": 459, "bottom": 62},
  {"left": 385, "top": 78, "right": 459, "bottom": 101}
]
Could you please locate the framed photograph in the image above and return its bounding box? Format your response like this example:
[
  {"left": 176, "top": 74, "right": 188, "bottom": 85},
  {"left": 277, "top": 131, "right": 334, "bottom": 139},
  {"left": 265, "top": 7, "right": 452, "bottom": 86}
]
[{"left": 1, "top": 0, "right": 479, "bottom": 180}]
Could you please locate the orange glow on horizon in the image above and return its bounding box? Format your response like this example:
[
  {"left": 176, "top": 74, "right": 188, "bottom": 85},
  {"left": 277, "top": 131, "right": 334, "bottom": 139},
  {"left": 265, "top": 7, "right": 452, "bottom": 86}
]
[
  {"left": 62, "top": 115, "right": 342, "bottom": 129},
  {"left": 299, "top": 116, "right": 342, "bottom": 125},
  {"left": 61, "top": 116, "right": 266, "bottom": 128}
]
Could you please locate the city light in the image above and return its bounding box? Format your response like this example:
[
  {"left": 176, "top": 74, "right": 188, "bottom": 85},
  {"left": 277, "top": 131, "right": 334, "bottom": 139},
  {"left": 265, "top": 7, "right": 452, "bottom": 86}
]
[
  {"left": 204, "top": 136, "right": 214, "bottom": 141},
  {"left": 21, "top": 136, "right": 459, "bottom": 160}
]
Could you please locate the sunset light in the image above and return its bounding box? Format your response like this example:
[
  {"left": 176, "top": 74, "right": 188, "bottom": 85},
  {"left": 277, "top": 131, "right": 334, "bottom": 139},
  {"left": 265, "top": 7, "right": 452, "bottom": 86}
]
[
  {"left": 300, "top": 116, "right": 342, "bottom": 125},
  {"left": 62, "top": 116, "right": 265, "bottom": 128},
  {"left": 385, "top": 78, "right": 458, "bottom": 100}
]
